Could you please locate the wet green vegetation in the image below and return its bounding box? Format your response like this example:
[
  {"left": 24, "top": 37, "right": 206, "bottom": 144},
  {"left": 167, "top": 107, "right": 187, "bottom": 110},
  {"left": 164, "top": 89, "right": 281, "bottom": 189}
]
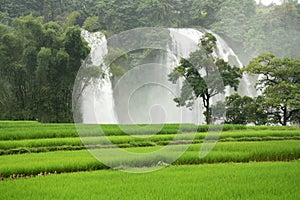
[{"left": 0, "top": 121, "right": 299, "bottom": 199}]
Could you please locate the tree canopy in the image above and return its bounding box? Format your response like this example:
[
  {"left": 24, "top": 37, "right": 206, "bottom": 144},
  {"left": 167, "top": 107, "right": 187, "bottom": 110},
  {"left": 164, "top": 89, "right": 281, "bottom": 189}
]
[
  {"left": 0, "top": 15, "right": 89, "bottom": 122},
  {"left": 243, "top": 53, "right": 300, "bottom": 125},
  {"left": 218, "top": 94, "right": 268, "bottom": 125},
  {"left": 1, "top": 0, "right": 299, "bottom": 60}
]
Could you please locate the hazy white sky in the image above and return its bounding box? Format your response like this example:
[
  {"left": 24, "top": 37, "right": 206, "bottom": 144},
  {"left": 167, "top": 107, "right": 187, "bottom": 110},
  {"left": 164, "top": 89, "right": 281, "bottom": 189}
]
[{"left": 255, "top": 0, "right": 300, "bottom": 5}]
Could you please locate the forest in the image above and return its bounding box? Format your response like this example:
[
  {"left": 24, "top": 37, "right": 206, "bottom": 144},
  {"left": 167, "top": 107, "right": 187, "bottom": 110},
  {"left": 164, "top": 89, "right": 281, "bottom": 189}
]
[{"left": 0, "top": 0, "right": 299, "bottom": 123}]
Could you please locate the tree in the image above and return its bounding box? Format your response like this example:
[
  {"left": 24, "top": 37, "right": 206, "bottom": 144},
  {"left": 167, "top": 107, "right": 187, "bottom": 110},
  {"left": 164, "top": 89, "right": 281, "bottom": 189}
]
[
  {"left": 83, "top": 16, "right": 99, "bottom": 32},
  {"left": 189, "top": 0, "right": 223, "bottom": 27},
  {"left": 244, "top": 1, "right": 300, "bottom": 58},
  {"left": 64, "top": 11, "right": 80, "bottom": 29},
  {"left": 0, "top": 79, "right": 11, "bottom": 118},
  {"left": 0, "top": 32, "right": 27, "bottom": 119},
  {"left": 222, "top": 94, "right": 268, "bottom": 125},
  {"left": 137, "top": 0, "right": 181, "bottom": 27},
  {"left": 243, "top": 53, "right": 300, "bottom": 125},
  {"left": 225, "top": 94, "right": 253, "bottom": 124},
  {"left": 0, "top": 15, "right": 90, "bottom": 122},
  {"left": 290, "top": 109, "right": 300, "bottom": 125},
  {"left": 168, "top": 33, "right": 241, "bottom": 124},
  {"left": 246, "top": 95, "right": 268, "bottom": 125},
  {"left": 211, "top": 0, "right": 256, "bottom": 43}
]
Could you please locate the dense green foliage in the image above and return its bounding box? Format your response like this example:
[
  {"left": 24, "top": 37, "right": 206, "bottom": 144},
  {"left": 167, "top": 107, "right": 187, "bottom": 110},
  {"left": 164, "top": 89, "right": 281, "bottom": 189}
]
[
  {"left": 1, "top": 0, "right": 299, "bottom": 56},
  {"left": 244, "top": 1, "right": 300, "bottom": 58},
  {"left": 243, "top": 53, "right": 300, "bottom": 125},
  {"left": 221, "top": 94, "right": 268, "bottom": 125},
  {"left": 0, "top": 16, "right": 89, "bottom": 122},
  {"left": 209, "top": 53, "right": 300, "bottom": 126}
]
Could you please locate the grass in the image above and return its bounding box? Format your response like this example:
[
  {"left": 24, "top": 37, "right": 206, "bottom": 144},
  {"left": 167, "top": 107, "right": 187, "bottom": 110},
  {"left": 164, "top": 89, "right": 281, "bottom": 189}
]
[
  {"left": 0, "top": 162, "right": 299, "bottom": 200},
  {"left": 0, "top": 121, "right": 299, "bottom": 199},
  {"left": 0, "top": 120, "right": 298, "bottom": 140},
  {"left": 0, "top": 140, "right": 299, "bottom": 177},
  {"left": 0, "top": 129, "right": 299, "bottom": 155}
]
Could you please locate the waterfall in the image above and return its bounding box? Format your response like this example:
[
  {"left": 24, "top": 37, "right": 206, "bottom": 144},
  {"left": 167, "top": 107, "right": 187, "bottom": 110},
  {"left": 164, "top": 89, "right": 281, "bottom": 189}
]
[
  {"left": 168, "top": 28, "right": 203, "bottom": 58},
  {"left": 81, "top": 30, "right": 117, "bottom": 124},
  {"left": 80, "top": 28, "right": 256, "bottom": 124},
  {"left": 210, "top": 32, "right": 256, "bottom": 97},
  {"left": 167, "top": 28, "right": 204, "bottom": 124}
]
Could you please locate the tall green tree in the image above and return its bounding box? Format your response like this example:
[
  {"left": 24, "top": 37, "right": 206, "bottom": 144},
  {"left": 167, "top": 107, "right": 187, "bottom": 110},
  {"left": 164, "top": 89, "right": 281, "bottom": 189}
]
[
  {"left": 244, "top": 53, "right": 300, "bottom": 125},
  {"left": 0, "top": 31, "right": 27, "bottom": 119},
  {"left": 0, "top": 15, "right": 90, "bottom": 122},
  {"left": 169, "top": 33, "right": 241, "bottom": 124},
  {"left": 225, "top": 94, "right": 253, "bottom": 125}
]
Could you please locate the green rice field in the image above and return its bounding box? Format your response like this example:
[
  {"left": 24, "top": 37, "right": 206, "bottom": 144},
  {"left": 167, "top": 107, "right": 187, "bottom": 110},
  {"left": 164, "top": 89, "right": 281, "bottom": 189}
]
[{"left": 0, "top": 121, "right": 299, "bottom": 199}]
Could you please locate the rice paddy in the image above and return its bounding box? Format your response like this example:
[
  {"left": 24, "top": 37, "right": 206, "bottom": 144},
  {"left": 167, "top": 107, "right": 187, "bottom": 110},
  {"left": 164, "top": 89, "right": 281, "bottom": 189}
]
[
  {"left": 1, "top": 162, "right": 299, "bottom": 200},
  {"left": 0, "top": 121, "right": 299, "bottom": 199}
]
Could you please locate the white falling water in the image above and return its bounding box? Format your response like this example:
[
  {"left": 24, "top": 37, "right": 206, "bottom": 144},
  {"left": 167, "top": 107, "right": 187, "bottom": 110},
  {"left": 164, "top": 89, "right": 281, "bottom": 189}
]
[
  {"left": 168, "top": 28, "right": 204, "bottom": 58},
  {"left": 81, "top": 28, "right": 256, "bottom": 124},
  {"left": 81, "top": 30, "right": 117, "bottom": 124},
  {"left": 210, "top": 31, "right": 256, "bottom": 96},
  {"left": 167, "top": 28, "right": 205, "bottom": 124}
]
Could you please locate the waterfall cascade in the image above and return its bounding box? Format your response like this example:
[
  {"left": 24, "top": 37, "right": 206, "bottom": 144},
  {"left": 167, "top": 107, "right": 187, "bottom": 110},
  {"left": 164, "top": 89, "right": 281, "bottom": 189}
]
[
  {"left": 80, "top": 28, "right": 256, "bottom": 124},
  {"left": 211, "top": 32, "right": 255, "bottom": 96},
  {"left": 81, "top": 30, "right": 117, "bottom": 124}
]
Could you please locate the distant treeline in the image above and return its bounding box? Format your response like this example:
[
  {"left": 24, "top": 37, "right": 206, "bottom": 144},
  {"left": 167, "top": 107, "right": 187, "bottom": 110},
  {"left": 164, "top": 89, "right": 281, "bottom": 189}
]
[{"left": 1, "top": 0, "right": 300, "bottom": 58}]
